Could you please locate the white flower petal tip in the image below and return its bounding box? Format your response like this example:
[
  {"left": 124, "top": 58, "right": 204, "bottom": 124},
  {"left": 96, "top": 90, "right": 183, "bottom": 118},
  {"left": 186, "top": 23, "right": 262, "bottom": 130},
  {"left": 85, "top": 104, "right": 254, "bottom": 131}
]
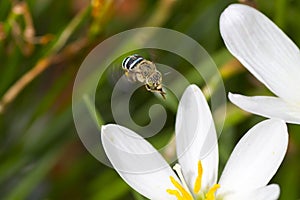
[
  {"left": 228, "top": 92, "right": 300, "bottom": 125},
  {"left": 101, "top": 124, "right": 178, "bottom": 200},
  {"left": 101, "top": 124, "right": 174, "bottom": 174},
  {"left": 183, "top": 84, "right": 202, "bottom": 97},
  {"left": 220, "top": 4, "right": 300, "bottom": 104},
  {"left": 218, "top": 119, "right": 288, "bottom": 193}
]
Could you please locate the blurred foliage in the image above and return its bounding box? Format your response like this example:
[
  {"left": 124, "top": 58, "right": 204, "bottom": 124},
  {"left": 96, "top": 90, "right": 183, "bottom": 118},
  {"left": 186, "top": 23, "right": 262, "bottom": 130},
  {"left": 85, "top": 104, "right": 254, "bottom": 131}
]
[{"left": 0, "top": 0, "right": 300, "bottom": 199}]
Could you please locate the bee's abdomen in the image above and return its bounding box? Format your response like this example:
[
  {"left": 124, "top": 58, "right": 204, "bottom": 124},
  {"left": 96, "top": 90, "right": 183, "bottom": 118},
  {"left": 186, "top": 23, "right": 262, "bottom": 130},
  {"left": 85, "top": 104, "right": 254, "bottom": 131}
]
[{"left": 122, "top": 55, "right": 144, "bottom": 70}]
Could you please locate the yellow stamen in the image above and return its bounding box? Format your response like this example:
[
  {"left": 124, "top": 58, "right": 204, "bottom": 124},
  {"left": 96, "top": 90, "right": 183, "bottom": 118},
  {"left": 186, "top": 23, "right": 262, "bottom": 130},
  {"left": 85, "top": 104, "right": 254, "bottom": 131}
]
[
  {"left": 205, "top": 184, "right": 220, "bottom": 200},
  {"left": 167, "top": 176, "right": 193, "bottom": 200},
  {"left": 166, "top": 189, "right": 184, "bottom": 200},
  {"left": 193, "top": 161, "right": 203, "bottom": 194},
  {"left": 166, "top": 161, "right": 221, "bottom": 200}
]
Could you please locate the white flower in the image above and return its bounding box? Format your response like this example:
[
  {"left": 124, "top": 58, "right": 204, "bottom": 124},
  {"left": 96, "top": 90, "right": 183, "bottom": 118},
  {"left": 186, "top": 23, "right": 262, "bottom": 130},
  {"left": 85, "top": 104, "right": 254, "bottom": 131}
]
[
  {"left": 220, "top": 4, "right": 300, "bottom": 125},
  {"left": 101, "top": 85, "right": 288, "bottom": 200}
]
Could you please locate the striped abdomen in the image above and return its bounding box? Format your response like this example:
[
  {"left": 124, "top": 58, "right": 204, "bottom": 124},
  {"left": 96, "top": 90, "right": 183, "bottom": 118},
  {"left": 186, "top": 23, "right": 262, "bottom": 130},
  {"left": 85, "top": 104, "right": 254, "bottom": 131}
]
[{"left": 122, "top": 54, "right": 144, "bottom": 71}]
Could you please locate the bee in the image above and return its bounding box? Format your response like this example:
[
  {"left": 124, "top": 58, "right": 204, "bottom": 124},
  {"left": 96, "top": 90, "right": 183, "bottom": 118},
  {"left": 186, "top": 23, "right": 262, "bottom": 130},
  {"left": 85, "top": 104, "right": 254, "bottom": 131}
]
[{"left": 122, "top": 54, "right": 166, "bottom": 99}]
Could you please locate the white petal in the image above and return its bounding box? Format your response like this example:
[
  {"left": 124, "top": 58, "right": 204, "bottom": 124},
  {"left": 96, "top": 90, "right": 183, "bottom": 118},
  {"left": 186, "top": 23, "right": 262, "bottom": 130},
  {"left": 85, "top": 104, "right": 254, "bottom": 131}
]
[
  {"left": 101, "top": 124, "right": 178, "bottom": 200},
  {"left": 175, "top": 85, "right": 218, "bottom": 191},
  {"left": 218, "top": 119, "right": 288, "bottom": 193},
  {"left": 220, "top": 4, "right": 300, "bottom": 103},
  {"left": 229, "top": 93, "right": 300, "bottom": 125},
  {"left": 222, "top": 184, "right": 280, "bottom": 200}
]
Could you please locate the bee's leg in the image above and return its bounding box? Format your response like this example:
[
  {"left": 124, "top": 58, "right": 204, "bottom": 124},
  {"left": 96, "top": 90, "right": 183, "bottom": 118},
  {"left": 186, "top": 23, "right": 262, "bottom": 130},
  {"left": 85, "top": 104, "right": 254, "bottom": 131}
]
[
  {"left": 145, "top": 84, "right": 166, "bottom": 99},
  {"left": 160, "top": 93, "right": 166, "bottom": 100},
  {"left": 157, "top": 87, "right": 166, "bottom": 100}
]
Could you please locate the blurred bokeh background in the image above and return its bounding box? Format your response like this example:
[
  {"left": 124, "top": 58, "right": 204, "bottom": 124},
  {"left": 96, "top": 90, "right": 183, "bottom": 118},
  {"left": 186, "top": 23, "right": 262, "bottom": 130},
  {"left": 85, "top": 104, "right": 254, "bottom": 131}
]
[{"left": 1, "top": 0, "right": 300, "bottom": 199}]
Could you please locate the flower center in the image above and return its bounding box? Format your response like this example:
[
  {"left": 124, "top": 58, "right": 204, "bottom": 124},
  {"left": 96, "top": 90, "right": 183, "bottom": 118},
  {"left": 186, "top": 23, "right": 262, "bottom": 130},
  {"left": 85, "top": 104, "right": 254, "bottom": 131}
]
[{"left": 166, "top": 161, "right": 220, "bottom": 200}]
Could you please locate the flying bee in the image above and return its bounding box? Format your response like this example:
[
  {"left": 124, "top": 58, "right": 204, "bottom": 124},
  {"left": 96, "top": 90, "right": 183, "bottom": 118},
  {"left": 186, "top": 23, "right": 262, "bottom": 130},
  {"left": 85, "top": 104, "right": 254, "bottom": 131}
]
[{"left": 122, "top": 54, "right": 166, "bottom": 99}]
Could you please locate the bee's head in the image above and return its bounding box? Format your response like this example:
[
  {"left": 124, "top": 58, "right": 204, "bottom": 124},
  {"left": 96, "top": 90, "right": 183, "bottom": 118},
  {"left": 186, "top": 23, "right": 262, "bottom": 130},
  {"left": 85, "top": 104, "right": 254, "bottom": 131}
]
[{"left": 145, "top": 83, "right": 166, "bottom": 99}]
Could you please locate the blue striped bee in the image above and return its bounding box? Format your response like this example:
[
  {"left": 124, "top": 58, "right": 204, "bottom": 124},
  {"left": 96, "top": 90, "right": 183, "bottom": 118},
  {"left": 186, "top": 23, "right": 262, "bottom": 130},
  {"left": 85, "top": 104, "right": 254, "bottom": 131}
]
[{"left": 122, "top": 54, "right": 166, "bottom": 99}]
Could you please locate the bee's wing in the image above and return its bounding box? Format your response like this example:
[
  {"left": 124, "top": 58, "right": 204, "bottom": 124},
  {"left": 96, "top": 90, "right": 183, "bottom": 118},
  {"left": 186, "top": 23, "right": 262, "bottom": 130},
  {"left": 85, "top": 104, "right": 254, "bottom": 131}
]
[
  {"left": 106, "top": 64, "right": 125, "bottom": 84},
  {"left": 124, "top": 70, "right": 137, "bottom": 82},
  {"left": 163, "top": 71, "right": 172, "bottom": 76},
  {"left": 107, "top": 64, "right": 137, "bottom": 84}
]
